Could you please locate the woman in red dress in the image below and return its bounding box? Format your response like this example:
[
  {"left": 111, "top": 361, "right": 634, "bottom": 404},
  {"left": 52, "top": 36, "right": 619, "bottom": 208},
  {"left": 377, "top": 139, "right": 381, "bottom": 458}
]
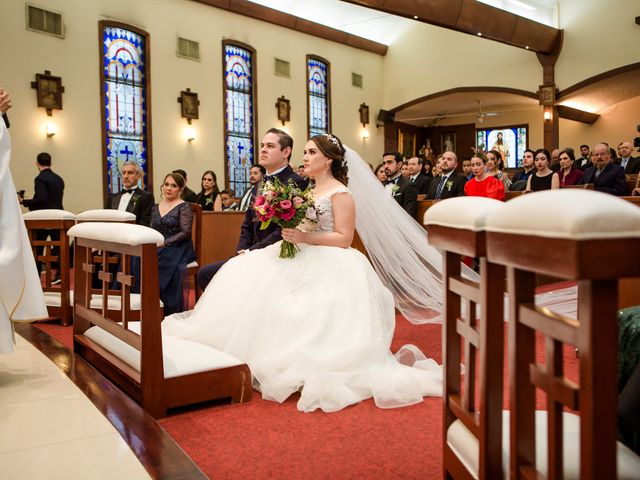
[{"left": 464, "top": 152, "right": 505, "bottom": 201}]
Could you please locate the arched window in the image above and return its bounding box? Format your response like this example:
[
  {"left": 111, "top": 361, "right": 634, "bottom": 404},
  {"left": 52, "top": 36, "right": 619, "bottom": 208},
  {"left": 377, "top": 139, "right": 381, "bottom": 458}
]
[
  {"left": 306, "top": 55, "right": 331, "bottom": 137},
  {"left": 100, "top": 21, "right": 152, "bottom": 198},
  {"left": 223, "top": 41, "right": 256, "bottom": 196}
]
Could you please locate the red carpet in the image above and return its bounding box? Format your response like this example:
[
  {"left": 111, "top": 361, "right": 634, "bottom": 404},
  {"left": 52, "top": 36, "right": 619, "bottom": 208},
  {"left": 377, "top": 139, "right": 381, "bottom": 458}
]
[{"left": 34, "top": 310, "right": 577, "bottom": 479}]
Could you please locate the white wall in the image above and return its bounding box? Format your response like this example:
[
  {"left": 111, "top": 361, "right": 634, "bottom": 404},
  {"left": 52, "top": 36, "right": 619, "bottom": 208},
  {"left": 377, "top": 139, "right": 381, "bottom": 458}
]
[{"left": 2, "top": 0, "right": 384, "bottom": 212}]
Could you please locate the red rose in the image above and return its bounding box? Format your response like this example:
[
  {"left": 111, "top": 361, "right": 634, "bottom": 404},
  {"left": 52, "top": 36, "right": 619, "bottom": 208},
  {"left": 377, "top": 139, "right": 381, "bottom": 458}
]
[
  {"left": 254, "top": 195, "right": 266, "bottom": 207},
  {"left": 280, "top": 208, "right": 296, "bottom": 221},
  {"left": 279, "top": 199, "right": 292, "bottom": 210}
]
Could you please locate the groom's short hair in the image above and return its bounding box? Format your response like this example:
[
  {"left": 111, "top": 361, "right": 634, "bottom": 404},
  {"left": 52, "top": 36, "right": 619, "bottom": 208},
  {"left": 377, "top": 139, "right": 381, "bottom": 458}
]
[
  {"left": 383, "top": 151, "right": 403, "bottom": 164},
  {"left": 266, "top": 128, "right": 293, "bottom": 161}
]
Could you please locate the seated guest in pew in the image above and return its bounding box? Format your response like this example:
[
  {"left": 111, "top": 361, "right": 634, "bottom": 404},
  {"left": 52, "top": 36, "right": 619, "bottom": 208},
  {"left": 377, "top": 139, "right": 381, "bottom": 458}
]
[
  {"left": 486, "top": 149, "right": 511, "bottom": 191},
  {"left": 510, "top": 148, "right": 536, "bottom": 187},
  {"left": 107, "top": 160, "right": 154, "bottom": 226},
  {"left": 526, "top": 148, "right": 560, "bottom": 192},
  {"left": 374, "top": 163, "right": 387, "bottom": 183},
  {"left": 196, "top": 128, "right": 307, "bottom": 291},
  {"left": 463, "top": 152, "right": 505, "bottom": 201},
  {"left": 580, "top": 143, "right": 627, "bottom": 196},
  {"left": 461, "top": 158, "right": 473, "bottom": 181},
  {"left": 239, "top": 164, "right": 265, "bottom": 211},
  {"left": 151, "top": 172, "right": 195, "bottom": 315},
  {"left": 616, "top": 141, "right": 640, "bottom": 174},
  {"left": 425, "top": 151, "right": 466, "bottom": 200},
  {"left": 576, "top": 144, "right": 591, "bottom": 170},
  {"left": 406, "top": 156, "right": 432, "bottom": 195},
  {"left": 383, "top": 152, "right": 419, "bottom": 217},
  {"left": 220, "top": 189, "right": 239, "bottom": 211},
  {"left": 195, "top": 170, "right": 222, "bottom": 211},
  {"left": 173, "top": 169, "right": 198, "bottom": 203},
  {"left": 557, "top": 148, "right": 584, "bottom": 186}
]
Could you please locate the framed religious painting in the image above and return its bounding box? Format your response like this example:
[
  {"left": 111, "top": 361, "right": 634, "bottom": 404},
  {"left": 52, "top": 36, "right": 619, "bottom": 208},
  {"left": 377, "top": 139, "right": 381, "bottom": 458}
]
[
  {"left": 440, "top": 132, "right": 456, "bottom": 154},
  {"left": 276, "top": 96, "right": 290, "bottom": 125},
  {"left": 179, "top": 89, "right": 199, "bottom": 123},
  {"left": 397, "top": 130, "right": 416, "bottom": 158},
  {"left": 33, "top": 72, "right": 63, "bottom": 112}
]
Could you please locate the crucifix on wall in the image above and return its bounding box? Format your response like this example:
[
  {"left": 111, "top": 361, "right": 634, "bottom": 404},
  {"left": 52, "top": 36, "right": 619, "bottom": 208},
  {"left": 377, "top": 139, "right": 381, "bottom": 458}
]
[{"left": 178, "top": 88, "right": 200, "bottom": 124}]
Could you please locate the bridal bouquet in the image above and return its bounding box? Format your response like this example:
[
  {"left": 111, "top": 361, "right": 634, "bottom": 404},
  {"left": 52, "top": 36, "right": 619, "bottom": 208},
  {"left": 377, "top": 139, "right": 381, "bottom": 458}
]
[{"left": 254, "top": 178, "right": 316, "bottom": 258}]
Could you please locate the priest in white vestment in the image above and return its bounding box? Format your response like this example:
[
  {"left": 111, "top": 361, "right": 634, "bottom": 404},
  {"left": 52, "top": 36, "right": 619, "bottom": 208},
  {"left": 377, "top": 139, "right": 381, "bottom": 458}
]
[{"left": 0, "top": 95, "right": 48, "bottom": 353}]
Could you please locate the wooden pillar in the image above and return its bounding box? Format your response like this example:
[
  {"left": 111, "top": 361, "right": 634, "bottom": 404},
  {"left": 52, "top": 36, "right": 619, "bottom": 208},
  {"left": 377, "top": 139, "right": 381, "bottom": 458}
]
[{"left": 537, "top": 31, "right": 563, "bottom": 152}]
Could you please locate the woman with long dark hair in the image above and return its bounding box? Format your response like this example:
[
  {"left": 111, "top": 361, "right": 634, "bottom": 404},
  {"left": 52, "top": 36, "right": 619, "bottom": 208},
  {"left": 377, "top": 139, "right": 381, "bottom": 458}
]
[{"left": 195, "top": 170, "right": 222, "bottom": 211}]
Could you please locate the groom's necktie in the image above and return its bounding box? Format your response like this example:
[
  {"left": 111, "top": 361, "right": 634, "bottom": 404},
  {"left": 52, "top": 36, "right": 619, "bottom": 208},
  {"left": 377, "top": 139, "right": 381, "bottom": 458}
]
[{"left": 435, "top": 176, "right": 447, "bottom": 199}]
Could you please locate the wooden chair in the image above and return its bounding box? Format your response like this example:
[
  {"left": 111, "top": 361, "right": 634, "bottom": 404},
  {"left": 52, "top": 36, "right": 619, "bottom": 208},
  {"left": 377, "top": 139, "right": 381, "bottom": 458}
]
[
  {"left": 424, "top": 197, "right": 508, "bottom": 479},
  {"left": 185, "top": 203, "right": 203, "bottom": 305},
  {"left": 485, "top": 189, "right": 640, "bottom": 479},
  {"left": 23, "top": 209, "right": 76, "bottom": 326},
  {"left": 69, "top": 222, "right": 252, "bottom": 418}
]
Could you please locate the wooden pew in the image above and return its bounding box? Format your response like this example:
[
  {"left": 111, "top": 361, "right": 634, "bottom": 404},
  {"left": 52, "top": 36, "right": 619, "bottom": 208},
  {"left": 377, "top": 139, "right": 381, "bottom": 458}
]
[
  {"left": 70, "top": 222, "right": 252, "bottom": 418},
  {"left": 485, "top": 190, "right": 640, "bottom": 479},
  {"left": 200, "top": 211, "right": 245, "bottom": 265}
]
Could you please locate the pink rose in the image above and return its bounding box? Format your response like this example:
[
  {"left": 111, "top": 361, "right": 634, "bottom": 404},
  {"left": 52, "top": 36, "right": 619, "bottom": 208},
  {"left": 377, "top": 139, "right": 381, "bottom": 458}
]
[
  {"left": 264, "top": 190, "right": 276, "bottom": 201},
  {"left": 293, "top": 196, "right": 303, "bottom": 207},
  {"left": 280, "top": 208, "right": 296, "bottom": 221},
  {"left": 254, "top": 195, "right": 266, "bottom": 207},
  {"left": 263, "top": 205, "right": 275, "bottom": 218},
  {"left": 279, "top": 199, "right": 292, "bottom": 210}
]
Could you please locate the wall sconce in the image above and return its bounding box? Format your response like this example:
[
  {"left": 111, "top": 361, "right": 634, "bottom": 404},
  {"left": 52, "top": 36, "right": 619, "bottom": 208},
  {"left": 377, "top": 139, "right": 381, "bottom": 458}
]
[
  {"left": 544, "top": 110, "right": 552, "bottom": 121},
  {"left": 45, "top": 122, "right": 57, "bottom": 137},
  {"left": 362, "top": 128, "right": 370, "bottom": 140},
  {"left": 185, "top": 126, "right": 196, "bottom": 142}
]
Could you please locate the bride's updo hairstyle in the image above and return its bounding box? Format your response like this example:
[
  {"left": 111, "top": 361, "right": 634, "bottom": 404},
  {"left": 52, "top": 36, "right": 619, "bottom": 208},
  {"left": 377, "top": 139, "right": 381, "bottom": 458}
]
[{"left": 310, "top": 133, "right": 349, "bottom": 185}]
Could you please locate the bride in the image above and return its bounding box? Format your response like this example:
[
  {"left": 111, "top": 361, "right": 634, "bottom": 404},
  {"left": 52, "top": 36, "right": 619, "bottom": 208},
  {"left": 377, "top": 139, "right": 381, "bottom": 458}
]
[{"left": 163, "top": 133, "right": 445, "bottom": 412}]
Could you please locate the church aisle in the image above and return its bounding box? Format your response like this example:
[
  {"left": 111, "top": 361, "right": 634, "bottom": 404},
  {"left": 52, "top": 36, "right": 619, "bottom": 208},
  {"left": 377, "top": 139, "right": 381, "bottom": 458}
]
[{"left": 0, "top": 332, "right": 150, "bottom": 479}]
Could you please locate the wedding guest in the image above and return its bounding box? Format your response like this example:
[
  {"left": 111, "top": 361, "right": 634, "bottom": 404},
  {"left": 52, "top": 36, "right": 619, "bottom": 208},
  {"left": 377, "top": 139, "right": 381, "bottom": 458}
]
[
  {"left": 239, "top": 164, "right": 265, "bottom": 211},
  {"left": 616, "top": 141, "right": 640, "bottom": 174},
  {"left": 423, "top": 159, "right": 434, "bottom": 177},
  {"left": 400, "top": 161, "right": 410, "bottom": 178},
  {"left": 425, "top": 151, "right": 466, "bottom": 200},
  {"left": 374, "top": 163, "right": 387, "bottom": 183},
  {"left": 383, "top": 152, "right": 418, "bottom": 217},
  {"left": 173, "top": 168, "right": 198, "bottom": 203},
  {"left": 550, "top": 148, "right": 561, "bottom": 172},
  {"left": 297, "top": 164, "right": 309, "bottom": 180},
  {"left": 464, "top": 153, "right": 504, "bottom": 200},
  {"left": 557, "top": 148, "right": 584, "bottom": 187},
  {"left": 462, "top": 158, "right": 473, "bottom": 181},
  {"left": 510, "top": 148, "right": 536, "bottom": 189},
  {"left": 576, "top": 144, "right": 591, "bottom": 170},
  {"left": 406, "top": 156, "right": 432, "bottom": 195},
  {"left": 151, "top": 172, "right": 195, "bottom": 315},
  {"left": 196, "top": 128, "right": 307, "bottom": 291},
  {"left": 526, "top": 148, "right": 560, "bottom": 192},
  {"left": 431, "top": 155, "right": 443, "bottom": 178},
  {"left": 194, "top": 170, "right": 222, "bottom": 211},
  {"left": 486, "top": 150, "right": 511, "bottom": 191},
  {"left": 580, "top": 143, "right": 627, "bottom": 196},
  {"left": 107, "top": 160, "right": 154, "bottom": 226},
  {"left": 221, "top": 189, "right": 239, "bottom": 211}
]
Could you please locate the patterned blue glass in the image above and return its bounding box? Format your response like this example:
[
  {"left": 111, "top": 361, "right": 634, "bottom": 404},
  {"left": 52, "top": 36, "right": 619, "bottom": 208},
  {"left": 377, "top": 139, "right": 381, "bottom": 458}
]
[
  {"left": 225, "top": 45, "right": 254, "bottom": 196},
  {"left": 308, "top": 58, "right": 329, "bottom": 137},
  {"left": 103, "top": 27, "right": 148, "bottom": 195}
]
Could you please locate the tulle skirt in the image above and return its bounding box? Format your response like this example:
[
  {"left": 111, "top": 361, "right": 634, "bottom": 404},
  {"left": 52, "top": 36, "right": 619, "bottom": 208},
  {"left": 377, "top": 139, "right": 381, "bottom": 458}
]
[{"left": 163, "top": 242, "right": 442, "bottom": 412}]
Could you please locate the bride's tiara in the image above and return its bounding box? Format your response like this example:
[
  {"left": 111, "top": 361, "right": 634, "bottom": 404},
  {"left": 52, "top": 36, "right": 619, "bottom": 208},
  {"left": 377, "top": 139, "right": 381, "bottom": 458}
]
[{"left": 323, "top": 133, "right": 341, "bottom": 148}]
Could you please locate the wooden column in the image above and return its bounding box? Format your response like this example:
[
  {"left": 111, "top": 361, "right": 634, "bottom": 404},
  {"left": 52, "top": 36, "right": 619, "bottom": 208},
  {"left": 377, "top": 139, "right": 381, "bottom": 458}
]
[{"left": 537, "top": 31, "right": 563, "bottom": 152}]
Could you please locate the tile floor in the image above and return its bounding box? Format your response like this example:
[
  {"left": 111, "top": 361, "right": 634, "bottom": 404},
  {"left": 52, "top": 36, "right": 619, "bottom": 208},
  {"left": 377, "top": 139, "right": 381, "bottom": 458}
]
[{"left": 0, "top": 333, "right": 150, "bottom": 479}]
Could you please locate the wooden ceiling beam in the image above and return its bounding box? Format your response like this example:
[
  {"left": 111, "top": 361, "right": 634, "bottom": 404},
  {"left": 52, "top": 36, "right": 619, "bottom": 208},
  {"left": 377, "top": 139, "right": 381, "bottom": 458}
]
[
  {"left": 192, "top": 0, "right": 388, "bottom": 55},
  {"left": 556, "top": 105, "right": 599, "bottom": 125},
  {"left": 340, "top": 0, "right": 561, "bottom": 54}
]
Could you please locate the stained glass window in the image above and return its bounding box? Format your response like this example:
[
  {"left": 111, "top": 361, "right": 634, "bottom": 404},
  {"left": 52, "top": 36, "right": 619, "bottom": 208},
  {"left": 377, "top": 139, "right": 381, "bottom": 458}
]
[
  {"left": 224, "top": 42, "right": 255, "bottom": 196},
  {"left": 475, "top": 126, "right": 528, "bottom": 168},
  {"left": 101, "top": 23, "right": 151, "bottom": 195},
  {"left": 307, "top": 56, "right": 331, "bottom": 137}
]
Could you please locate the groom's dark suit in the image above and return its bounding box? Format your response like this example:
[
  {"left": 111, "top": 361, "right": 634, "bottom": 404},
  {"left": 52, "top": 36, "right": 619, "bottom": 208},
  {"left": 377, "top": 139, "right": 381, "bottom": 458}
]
[
  {"left": 386, "top": 174, "right": 419, "bottom": 218},
  {"left": 197, "top": 165, "right": 307, "bottom": 290},
  {"left": 106, "top": 187, "right": 154, "bottom": 226}
]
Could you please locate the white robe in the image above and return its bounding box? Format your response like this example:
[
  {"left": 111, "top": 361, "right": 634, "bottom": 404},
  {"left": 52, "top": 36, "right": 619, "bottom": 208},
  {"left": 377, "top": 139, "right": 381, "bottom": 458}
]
[{"left": 0, "top": 121, "right": 48, "bottom": 353}]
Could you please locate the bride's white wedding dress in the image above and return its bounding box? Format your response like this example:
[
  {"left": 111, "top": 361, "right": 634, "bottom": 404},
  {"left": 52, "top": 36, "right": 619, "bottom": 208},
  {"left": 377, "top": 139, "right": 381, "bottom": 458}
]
[{"left": 163, "top": 185, "right": 442, "bottom": 412}]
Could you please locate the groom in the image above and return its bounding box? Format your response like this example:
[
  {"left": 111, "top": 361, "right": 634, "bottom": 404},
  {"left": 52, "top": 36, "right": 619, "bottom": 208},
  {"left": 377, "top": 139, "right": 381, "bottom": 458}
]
[{"left": 196, "top": 128, "right": 307, "bottom": 291}]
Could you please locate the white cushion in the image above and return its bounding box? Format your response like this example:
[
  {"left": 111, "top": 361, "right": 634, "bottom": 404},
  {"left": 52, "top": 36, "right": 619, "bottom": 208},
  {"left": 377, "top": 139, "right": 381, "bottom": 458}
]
[
  {"left": 424, "top": 197, "right": 505, "bottom": 231},
  {"left": 446, "top": 411, "right": 640, "bottom": 479},
  {"left": 485, "top": 190, "right": 640, "bottom": 239},
  {"left": 44, "top": 290, "right": 73, "bottom": 307},
  {"left": 23, "top": 209, "right": 76, "bottom": 221},
  {"left": 77, "top": 209, "right": 136, "bottom": 222},
  {"left": 84, "top": 322, "right": 243, "bottom": 378},
  {"left": 68, "top": 222, "right": 163, "bottom": 246},
  {"left": 89, "top": 293, "right": 163, "bottom": 310}
]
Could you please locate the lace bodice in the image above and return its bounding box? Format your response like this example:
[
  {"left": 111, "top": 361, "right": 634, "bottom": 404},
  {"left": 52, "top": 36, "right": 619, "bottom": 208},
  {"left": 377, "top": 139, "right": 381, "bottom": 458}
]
[{"left": 301, "top": 185, "right": 351, "bottom": 234}]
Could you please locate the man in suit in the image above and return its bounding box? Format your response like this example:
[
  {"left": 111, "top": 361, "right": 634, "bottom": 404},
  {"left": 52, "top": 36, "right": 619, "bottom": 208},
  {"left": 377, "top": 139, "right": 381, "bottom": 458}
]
[
  {"left": 426, "top": 151, "right": 466, "bottom": 200},
  {"left": 239, "top": 164, "right": 265, "bottom": 211},
  {"left": 616, "top": 142, "right": 640, "bottom": 174},
  {"left": 173, "top": 169, "right": 198, "bottom": 203},
  {"left": 576, "top": 144, "right": 591, "bottom": 170},
  {"left": 19, "top": 152, "right": 65, "bottom": 281},
  {"left": 580, "top": 143, "right": 627, "bottom": 196},
  {"left": 383, "top": 152, "right": 419, "bottom": 218},
  {"left": 406, "top": 156, "right": 432, "bottom": 195},
  {"left": 197, "top": 128, "right": 307, "bottom": 290},
  {"left": 106, "top": 160, "right": 154, "bottom": 226}
]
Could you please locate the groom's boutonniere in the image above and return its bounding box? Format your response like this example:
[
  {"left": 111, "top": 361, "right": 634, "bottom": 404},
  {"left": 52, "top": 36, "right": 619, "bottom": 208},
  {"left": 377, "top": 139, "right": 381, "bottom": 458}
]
[
  {"left": 446, "top": 180, "right": 454, "bottom": 191},
  {"left": 391, "top": 184, "right": 400, "bottom": 196}
]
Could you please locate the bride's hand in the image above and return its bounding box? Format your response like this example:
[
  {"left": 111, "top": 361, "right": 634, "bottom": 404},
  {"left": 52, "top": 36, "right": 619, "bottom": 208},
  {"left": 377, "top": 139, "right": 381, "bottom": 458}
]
[{"left": 281, "top": 228, "right": 307, "bottom": 244}]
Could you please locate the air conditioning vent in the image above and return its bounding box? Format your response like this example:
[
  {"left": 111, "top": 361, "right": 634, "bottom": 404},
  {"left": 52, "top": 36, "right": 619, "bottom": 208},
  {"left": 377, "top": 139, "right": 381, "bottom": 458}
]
[
  {"left": 352, "top": 72, "right": 363, "bottom": 88},
  {"left": 275, "top": 58, "right": 290, "bottom": 78},
  {"left": 26, "top": 4, "right": 64, "bottom": 38},
  {"left": 177, "top": 37, "right": 200, "bottom": 61}
]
